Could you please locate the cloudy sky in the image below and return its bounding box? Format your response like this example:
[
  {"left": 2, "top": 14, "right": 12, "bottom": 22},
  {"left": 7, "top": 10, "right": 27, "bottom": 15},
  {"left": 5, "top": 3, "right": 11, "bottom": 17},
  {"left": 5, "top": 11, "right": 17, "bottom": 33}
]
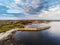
[{"left": 0, "top": 0, "right": 60, "bottom": 20}]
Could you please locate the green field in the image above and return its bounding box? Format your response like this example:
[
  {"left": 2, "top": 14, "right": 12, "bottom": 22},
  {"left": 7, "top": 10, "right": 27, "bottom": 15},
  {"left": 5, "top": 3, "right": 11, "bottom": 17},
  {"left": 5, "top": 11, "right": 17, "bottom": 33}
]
[
  {"left": 0, "top": 21, "right": 24, "bottom": 33},
  {"left": 0, "top": 20, "right": 49, "bottom": 32}
]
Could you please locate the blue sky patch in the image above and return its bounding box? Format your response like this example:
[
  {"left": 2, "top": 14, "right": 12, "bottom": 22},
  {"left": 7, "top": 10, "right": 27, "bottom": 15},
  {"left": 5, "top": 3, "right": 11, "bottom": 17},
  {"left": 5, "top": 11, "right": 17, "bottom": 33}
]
[{"left": 0, "top": 0, "right": 60, "bottom": 20}]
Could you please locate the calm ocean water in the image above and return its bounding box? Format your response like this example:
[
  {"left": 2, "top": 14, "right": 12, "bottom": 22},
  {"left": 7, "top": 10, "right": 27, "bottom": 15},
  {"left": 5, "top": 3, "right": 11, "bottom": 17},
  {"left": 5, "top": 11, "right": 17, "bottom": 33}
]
[
  {"left": 12, "top": 22, "right": 60, "bottom": 45},
  {"left": 1, "top": 22, "right": 60, "bottom": 45}
]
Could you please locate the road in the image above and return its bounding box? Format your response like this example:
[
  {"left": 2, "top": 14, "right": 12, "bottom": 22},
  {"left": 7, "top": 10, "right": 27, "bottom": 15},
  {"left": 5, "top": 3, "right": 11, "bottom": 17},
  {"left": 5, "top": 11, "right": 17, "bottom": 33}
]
[{"left": 12, "top": 22, "right": 60, "bottom": 45}]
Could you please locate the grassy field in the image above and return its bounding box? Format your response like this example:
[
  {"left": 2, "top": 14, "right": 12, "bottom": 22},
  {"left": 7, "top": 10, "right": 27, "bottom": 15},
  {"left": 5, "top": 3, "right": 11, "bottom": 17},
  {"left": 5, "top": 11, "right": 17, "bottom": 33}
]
[
  {"left": 0, "top": 20, "right": 49, "bottom": 33},
  {"left": 0, "top": 24, "right": 24, "bottom": 33}
]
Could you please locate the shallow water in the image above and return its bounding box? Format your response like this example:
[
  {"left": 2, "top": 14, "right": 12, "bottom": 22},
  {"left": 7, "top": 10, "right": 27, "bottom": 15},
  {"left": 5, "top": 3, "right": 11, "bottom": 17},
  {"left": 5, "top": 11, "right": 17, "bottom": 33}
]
[
  {"left": 1, "top": 22, "right": 60, "bottom": 45},
  {"left": 12, "top": 22, "right": 60, "bottom": 45}
]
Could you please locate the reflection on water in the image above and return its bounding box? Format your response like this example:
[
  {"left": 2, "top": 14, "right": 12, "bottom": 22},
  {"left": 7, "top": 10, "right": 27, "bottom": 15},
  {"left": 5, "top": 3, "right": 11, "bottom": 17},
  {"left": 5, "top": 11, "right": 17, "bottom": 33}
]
[
  {"left": 49, "top": 22, "right": 60, "bottom": 35},
  {"left": 12, "top": 22, "right": 60, "bottom": 45},
  {"left": 1, "top": 22, "right": 60, "bottom": 45}
]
